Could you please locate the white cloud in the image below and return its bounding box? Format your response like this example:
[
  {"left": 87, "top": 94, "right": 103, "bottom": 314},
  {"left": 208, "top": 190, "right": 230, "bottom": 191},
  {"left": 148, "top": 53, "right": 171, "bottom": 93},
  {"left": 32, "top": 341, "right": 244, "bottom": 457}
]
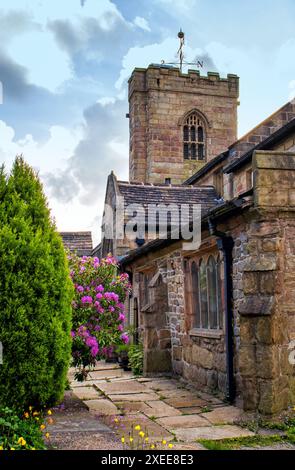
[
  {"left": 133, "top": 16, "right": 151, "bottom": 32},
  {"left": 0, "top": 120, "right": 83, "bottom": 173},
  {"left": 7, "top": 30, "right": 72, "bottom": 92}
]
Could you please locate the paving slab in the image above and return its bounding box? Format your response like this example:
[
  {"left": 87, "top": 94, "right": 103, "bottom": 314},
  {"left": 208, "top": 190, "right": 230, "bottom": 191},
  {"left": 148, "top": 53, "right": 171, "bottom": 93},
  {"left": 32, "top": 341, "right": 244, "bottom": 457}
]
[
  {"left": 71, "top": 380, "right": 97, "bottom": 388},
  {"left": 144, "top": 401, "right": 182, "bottom": 418},
  {"left": 106, "top": 413, "right": 174, "bottom": 441},
  {"left": 195, "top": 391, "right": 224, "bottom": 405},
  {"left": 174, "top": 425, "right": 255, "bottom": 442},
  {"left": 173, "top": 443, "right": 207, "bottom": 451},
  {"left": 165, "top": 397, "right": 208, "bottom": 408},
  {"left": 156, "top": 414, "right": 210, "bottom": 430},
  {"left": 84, "top": 399, "right": 119, "bottom": 415},
  {"left": 114, "top": 402, "right": 151, "bottom": 414},
  {"left": 87, "top": 369, "right": 124, "bottom": 380},
  {"left": 143, "top": 380, "right": 181, "bottom": 391},
  {"left": 179, "top": 407, "right": 203, "bottom": 415},
  {"left": 50, "top": 411, "right": 112, "bottom": 434},
  {"left": 92, "top": 362, "right": 121, "bottom": 371},
  {"left": 159, "top": 389, "right": 201, "bottom": 399},
  {"left": 108, "top": 392, "right": 159, "bottom": 402},
  {"left": 95, "top": 380, "right": 148, "bottom": 395},
  {"left": 73, "top": 386, "right": 103, "bottom": 401},
  {"left": 200, "top": 406, "right": 243, "bottom": 425}
]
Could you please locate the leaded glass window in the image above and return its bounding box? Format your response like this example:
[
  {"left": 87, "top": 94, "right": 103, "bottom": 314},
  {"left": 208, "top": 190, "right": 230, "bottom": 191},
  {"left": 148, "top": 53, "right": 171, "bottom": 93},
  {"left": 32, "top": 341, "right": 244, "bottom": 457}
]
[{"left": 183, "top": 112, "right": 206, "bottom": 161}]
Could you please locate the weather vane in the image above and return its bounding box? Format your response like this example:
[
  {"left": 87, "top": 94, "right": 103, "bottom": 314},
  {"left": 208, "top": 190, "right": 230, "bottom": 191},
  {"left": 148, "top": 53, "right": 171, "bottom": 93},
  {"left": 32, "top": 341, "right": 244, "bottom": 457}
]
[{"left": 161, "top": 30, "right": 204, "bottom": 73}]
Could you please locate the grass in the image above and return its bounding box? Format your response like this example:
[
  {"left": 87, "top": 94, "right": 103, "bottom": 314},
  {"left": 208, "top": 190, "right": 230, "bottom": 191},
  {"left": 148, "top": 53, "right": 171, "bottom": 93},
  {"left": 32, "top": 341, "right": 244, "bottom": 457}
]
[
  {"left": 198, "top": 434, "right": 285, "bottom": 450},
  {"left": 200, "top": 406, "right": 213, "bottom": 413},
  {"left": 197, "top": 416, "right": 295, "bottom": 450}
]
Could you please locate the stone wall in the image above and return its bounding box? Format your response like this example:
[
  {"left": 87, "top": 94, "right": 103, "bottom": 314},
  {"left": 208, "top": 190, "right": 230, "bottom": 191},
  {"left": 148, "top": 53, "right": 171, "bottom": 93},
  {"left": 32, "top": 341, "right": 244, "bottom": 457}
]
[
  {"left": 128, "top": 65, "right": 239, "bottom": 184},
  {"left": 236, "top": 150, "right": 295, "bottom": 414},
  {"left": 228, "top": 102, "right": 295, "bottom": 162}
]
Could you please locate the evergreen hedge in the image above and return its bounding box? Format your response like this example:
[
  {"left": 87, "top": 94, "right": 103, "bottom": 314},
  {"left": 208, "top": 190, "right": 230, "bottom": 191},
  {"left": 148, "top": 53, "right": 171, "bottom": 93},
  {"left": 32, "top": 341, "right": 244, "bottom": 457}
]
[{"left": 0, "top": 157, "right": 73, "bottom": 410}]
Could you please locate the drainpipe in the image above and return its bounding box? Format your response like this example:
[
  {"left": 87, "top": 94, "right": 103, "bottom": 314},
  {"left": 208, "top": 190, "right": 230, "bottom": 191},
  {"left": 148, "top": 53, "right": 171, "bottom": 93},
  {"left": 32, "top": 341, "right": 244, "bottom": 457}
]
[{"left": 208, "top": 218, "right": 235, "bottom": 403}]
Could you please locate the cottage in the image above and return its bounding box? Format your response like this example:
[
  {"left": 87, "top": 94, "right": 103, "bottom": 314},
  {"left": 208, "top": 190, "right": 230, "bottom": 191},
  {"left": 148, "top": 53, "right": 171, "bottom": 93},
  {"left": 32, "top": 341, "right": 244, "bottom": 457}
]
[{"left": 101, "top": 63, "right": 295, "bottom": 415}]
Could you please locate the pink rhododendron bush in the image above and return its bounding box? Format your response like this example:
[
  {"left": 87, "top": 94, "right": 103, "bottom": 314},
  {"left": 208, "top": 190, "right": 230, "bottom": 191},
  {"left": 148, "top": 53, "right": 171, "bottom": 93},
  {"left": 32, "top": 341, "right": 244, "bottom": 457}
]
[{"left": 68, "top": 253, "right": 131, "bottom": 381}]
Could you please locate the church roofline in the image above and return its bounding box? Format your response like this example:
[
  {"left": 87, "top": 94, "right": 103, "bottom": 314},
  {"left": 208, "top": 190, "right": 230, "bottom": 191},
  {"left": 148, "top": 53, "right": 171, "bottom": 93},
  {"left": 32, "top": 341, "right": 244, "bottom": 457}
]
[
  {"left": 183, "top": 151, "right": 229, "bottom": 185},
  {"left": 120, "top": 194, "right": 252, "bottom": 268},
  {"left": 224, "top": 117, "right": 295, "bottom": 174}
]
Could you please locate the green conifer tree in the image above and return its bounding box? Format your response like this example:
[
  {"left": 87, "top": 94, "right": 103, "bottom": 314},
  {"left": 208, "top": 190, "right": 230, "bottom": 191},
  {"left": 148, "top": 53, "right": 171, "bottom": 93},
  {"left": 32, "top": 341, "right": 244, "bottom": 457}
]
[{"left": 0, "top": 157, "right": 73, "bottom": 410}]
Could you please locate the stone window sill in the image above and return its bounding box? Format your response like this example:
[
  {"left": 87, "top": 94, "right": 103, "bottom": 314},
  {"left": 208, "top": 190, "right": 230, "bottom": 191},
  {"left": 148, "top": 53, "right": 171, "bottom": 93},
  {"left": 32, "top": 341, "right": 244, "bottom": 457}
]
[{"left": 189, "top": 328, "right": 223, "bottom": 339}]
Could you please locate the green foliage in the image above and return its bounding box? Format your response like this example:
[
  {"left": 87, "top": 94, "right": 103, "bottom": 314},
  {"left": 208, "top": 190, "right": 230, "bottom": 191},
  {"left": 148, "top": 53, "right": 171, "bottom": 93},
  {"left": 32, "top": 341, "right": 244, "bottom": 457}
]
[
  {"left": 128, "top": 342, "right": 144, "bottom": 376},
  {"left": 115, "top": 344, "right": 130, "bottom": 354},
  {"left": 0, "top": 157, "right": 73, "bottom": 410},
  {"left": 198, "top": 434, "right": 285, "bottom": 450},
  {"left": 0, "top": 406, "right": 46, "bottom": 450}
]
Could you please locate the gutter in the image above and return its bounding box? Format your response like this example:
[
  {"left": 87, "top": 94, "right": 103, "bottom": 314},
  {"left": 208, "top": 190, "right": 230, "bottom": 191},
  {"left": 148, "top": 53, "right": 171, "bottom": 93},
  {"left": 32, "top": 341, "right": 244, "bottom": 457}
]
[{"left": 208, "top": 218, "right": 235, "bottom": 403}]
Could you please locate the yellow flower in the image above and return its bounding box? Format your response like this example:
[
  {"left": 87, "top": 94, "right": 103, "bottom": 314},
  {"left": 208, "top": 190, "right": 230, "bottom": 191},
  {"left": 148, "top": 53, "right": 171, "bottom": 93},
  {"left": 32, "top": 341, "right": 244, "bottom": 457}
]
[
  {"left": 121, "top": 437, "right": 125, "bottom": 444},
  {"left": 40, "top": 424, "right": 46, "bottom": 430},
  {"left": 24, "top": 412, "right": 29, "bottom": 419},
  {"left": 168, "top": 443, "right": 173, "bottom": 448},
  {"left": 29, "top": 406, "right": 33, "bottom": 411},
  {"left": 139, "top": 431, "right": 145, "bottom": 438},
  {"left": 47, "top": 410, "right": 52, "bottom": 416},
  {"left": 35, "top": 417, "right": 40, "bottom": 421},
  {"left": 134, "top": 425, "right": 141, "bottom": 431},
  {"left": 114, "top": 418, "right": 119, "bottom": 423},
  {"left": 162, "top": 440, "right": 167, "bottom": 445},
  {"left": 31, "top": 448, "right": 36, "bottom": 451},
  {"left": 0, "top": 446, "right": 3, "bottom": 451},
  {"left": 129, "top": 437, "right": 134, "bottom": 443},
  {"left": 45, "top": 433, "right": 50, "bottom": 439},
  {"left": 18, "top": 437, "right": 26, "bottom": 446},
  {"left": 10, "top": 448, "right": 15, "bottom": 451},
  {"left": 33, "top": 411, "right": 39, "bottom": 416},
  {"left": 150, "top": 444, "right": 155, "bottom": 449},
  {"left": 145, "top": 437, "right": 149, "bottom": 442}
]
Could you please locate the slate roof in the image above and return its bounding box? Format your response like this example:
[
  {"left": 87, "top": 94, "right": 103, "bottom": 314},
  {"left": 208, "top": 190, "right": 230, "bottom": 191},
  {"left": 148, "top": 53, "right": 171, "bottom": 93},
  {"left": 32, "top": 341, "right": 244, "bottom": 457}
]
[
  {"left": 117, "top": 181, "right": 218, "bottom": 218},
  {"left": 60, "top": 231, "right": 93, "bottom": 256}
]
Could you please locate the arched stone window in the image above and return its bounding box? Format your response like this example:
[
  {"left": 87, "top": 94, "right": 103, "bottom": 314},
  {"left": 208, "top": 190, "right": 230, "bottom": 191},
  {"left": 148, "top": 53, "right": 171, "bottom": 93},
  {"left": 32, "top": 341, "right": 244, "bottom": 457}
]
[
  {"left": 187, "top": 254, "right": 223, "bottom": 331},
  {"left": 183, "top": 112, "right": 206, "bottom": 161}
]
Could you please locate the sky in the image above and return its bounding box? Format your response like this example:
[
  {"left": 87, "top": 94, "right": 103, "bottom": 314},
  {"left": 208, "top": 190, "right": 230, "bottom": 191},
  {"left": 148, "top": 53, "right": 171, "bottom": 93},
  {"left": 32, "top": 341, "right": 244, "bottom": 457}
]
[{"left": 0, "top": 0, "right": 295, "bottom": 246}]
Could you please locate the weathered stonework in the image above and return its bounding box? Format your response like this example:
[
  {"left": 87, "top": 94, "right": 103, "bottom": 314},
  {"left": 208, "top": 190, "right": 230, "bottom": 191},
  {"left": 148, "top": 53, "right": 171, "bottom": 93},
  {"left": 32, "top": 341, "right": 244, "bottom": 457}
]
[{"left": 128, "top": 66, "right": 239, "bottom": 184}]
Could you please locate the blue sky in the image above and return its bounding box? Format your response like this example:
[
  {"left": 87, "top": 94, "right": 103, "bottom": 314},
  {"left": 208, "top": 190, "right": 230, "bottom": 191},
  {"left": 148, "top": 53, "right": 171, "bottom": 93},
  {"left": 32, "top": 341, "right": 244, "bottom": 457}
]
[{"left": 0, "top": 0, "right": 295, "bottom": 244}]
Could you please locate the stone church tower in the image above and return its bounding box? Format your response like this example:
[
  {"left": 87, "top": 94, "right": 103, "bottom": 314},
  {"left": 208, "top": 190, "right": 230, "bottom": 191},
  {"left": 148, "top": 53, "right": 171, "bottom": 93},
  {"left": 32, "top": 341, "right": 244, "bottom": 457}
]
[{"left": 128, "top": 65, "right": 239, "bottom": 184}]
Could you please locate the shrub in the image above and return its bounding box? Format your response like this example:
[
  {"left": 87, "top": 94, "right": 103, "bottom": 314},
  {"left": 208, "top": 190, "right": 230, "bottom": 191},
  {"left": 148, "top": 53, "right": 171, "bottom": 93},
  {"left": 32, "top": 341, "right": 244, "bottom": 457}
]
[
  {"left": 68, "top": 253, "right": 131, "bottom": 381},
  {"left": 0, "top": 157, "right": 73, "bottom": 410},
  {"left": 128, "top": 343, "right": 144, "bottom": 376},
  {"left": 0, "top": 406, "right": 48, "bottom": 450}
]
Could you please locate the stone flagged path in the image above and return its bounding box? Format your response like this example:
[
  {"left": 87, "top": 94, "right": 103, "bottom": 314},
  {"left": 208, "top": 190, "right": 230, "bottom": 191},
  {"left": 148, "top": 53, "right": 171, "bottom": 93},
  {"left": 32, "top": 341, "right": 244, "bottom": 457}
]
[{"left": 69, "top": 361, "right": 254, "bottom": 449}]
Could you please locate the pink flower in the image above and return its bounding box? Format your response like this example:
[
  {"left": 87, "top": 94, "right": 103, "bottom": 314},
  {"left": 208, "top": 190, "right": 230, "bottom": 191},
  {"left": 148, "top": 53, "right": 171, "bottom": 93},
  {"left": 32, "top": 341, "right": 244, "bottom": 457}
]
[
  {"left": 81, "top": 296, "right": 93, "bottom": 304},
  {"left": 121, "top": 333, "right": 129, "bottom": 344},
  {"left": 95, "top": 285, "right": 104, "bottom": 293},
  {"left": 77, "top": 285, "right": 84, "bottom": 293},
  {"left": 96, "top": 293, "right": 103, "bottom": 300},
  {"left": 118, "top": 324, "right": 123, "bottom": 332},
  {"left": 118, "top": 313, "right": 125, "bottom": 322}
]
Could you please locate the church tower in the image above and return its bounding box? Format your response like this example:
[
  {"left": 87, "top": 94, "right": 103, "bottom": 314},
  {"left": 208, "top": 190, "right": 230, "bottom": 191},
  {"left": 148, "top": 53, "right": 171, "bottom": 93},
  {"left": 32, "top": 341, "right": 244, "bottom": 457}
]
[{"left": 128, "top": 64, "right": 239, "bottom": 184}]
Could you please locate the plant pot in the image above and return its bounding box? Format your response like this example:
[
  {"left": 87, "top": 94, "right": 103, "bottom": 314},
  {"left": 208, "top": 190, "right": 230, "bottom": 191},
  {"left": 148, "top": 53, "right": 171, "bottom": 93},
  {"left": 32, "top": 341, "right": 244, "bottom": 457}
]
[{"left": 105, "top": 353, "right": 118, "bottom": 363}]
